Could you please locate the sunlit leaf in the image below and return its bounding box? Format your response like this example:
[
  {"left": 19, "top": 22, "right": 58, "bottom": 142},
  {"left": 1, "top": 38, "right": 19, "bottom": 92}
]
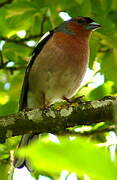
[
  {"left": 0, "top": 92, "right": 9, "bottom": 104},
  {"left": 101, "top": 50, "right": 117, "bottom": 84},
  {"left": 89, "top": 81, "right": 114, "bottom": 100},
  {"left": 18, "top": 136, "right": 117, "bottom": 180}
]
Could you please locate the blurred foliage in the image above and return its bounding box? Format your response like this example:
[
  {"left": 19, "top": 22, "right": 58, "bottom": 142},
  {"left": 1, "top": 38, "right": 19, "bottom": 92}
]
[
  {"left": 0, "top": 0, "right": 117, "bottom": 179},
  {"left": 18, "top": 135, "right": 117, "bottom": 180}
]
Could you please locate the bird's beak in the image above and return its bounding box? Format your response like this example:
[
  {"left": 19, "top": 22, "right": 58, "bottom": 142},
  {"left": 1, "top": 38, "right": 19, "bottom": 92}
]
[{"left": 86, "top": 22, "right": 101, "bottom": 30}]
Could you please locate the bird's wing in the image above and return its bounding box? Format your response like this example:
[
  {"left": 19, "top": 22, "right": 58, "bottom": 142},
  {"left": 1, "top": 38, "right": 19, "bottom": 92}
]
[{"left": 19, "top": 30, "right": 54, "bottom": 111}]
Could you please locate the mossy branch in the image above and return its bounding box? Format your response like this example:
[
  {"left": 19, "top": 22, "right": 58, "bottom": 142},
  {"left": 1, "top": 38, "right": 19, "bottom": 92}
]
[{"left": 0, "top": 96, "right": 117, "bottom": 142}]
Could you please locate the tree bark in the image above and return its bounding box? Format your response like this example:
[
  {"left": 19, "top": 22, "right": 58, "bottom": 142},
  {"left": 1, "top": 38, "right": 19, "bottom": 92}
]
[{"left": 0, "top": 96, "right": 117, "bottom": 142}]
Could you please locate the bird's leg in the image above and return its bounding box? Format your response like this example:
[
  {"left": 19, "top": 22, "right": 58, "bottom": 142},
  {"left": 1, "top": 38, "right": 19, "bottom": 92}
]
[
  {"left": 62, "top": 96, "right": 73, "bottom": 103},
  {"left": 73, "top": 95, "right": 85, "bottom": 104},
  {"left": 41, "top": 92, "right": 50, "bottom": 110},
  {"left": 63, "top": 95, "right": 85, "bottom": 104},
  {"left": 42, "top": 104, "right": 50, "bottom": 111},
  {"left": 40, "top": 103, "right": 50, "bottom": 111}
]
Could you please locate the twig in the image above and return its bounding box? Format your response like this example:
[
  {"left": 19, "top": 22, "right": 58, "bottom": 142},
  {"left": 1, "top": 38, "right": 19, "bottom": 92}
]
[
  {"left": 64, "top": 125, "right": 116, "bottom": 136},
  {"left": 0, "top": 65, "right": 26, "bottom": 74},
  {"left": 0, "top": 0, "right": 13, "bottom": 8},
  {"left": 0, "top": 57, "right": 26, "bottom": 73},
  {"left": 0, "top": 50, "right": 4, "bottom": 66}
]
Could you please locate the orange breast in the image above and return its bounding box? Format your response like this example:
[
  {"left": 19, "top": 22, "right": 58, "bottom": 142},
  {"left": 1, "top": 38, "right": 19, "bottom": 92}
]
[{"left": 28, "top": 32, "right": 89, "bottom": 106}]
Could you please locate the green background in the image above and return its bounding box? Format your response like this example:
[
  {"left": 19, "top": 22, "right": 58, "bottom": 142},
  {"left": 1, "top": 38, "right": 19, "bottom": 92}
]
[{"left": 0, "top": 0, "right": 117, "bottom": 179}]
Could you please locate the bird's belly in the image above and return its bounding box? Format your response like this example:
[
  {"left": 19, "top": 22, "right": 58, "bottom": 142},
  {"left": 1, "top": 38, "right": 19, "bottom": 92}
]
[
  {"left": 45, "top": 63, "right": 87, "bottom": 103},
  {"left": 29, "top": 38, "right": 89, "bottom": 107},
  {"left": 29, "top": 57, "right": 88, "bottom": 107}
]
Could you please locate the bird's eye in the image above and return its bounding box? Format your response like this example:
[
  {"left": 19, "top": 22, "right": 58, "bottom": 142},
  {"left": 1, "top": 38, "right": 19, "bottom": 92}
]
[{"left": 77, "top": 19, "right": 85, "bottom": 23}]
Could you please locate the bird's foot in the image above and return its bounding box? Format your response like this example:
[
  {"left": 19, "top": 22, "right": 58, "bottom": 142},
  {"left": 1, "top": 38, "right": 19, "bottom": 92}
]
[
  {"left": 62, "top": 96, "right": 73, "bottom": 103},
  {"left": 63, "top": 95, "right": 85, "bottom": 105},
  {"left": 40, "top": 104, "right": 50, "bottom": 111}
]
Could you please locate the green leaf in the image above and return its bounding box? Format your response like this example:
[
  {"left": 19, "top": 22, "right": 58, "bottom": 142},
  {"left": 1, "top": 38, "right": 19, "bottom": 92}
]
[
  {"left": 5, "top": 1, "right": 38, "bottom": 18},
  {"left": 89, "top": 35, "right": 100, "bottom": 68},
  {"left": 68, "top": 0, "right": 91, "bottom": 17},
  {"left": 89, "top": 81, "right": 114, "bottom": 100},
  {"left": 18, "top": 136, "right": 117, "bottom": 180},
  {"left": 0, "top": 9, "right": 10, "bottom": 36},
  {"left": 0, "top": 100, "right": 18, "bottom": 116},
  {"left": 0, "top": 162, "right": 10, "bottom": 180},
  {"left": 3, "top": 42, "right": 31, "bottom": 61},
  {"left": 0, "top": 136, "right": 20, "bottom": 179},
  {"left": 101, "top": 50, "right": 117, "bottom": 84}
]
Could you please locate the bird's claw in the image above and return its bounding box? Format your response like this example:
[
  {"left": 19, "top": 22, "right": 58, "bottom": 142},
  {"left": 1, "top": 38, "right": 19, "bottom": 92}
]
[{"left": 63, "top": 95, "right": 85, "bottom": 104}]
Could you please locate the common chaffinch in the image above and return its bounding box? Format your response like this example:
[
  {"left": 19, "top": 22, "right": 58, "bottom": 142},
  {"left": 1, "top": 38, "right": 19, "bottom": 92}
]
[{"left": 15, "top": 16, "right": 101, "bottom": 169}]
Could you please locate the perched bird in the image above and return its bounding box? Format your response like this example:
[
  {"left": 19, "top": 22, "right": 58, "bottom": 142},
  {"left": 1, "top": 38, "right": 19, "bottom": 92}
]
[{"left": 15, "top": 16, "right": 101, "bottom": 169}]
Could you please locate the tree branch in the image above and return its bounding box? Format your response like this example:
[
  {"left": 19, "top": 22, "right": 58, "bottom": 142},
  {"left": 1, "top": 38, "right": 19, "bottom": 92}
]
[
  {"left": 0, "top": 0, "right": 13, "bottom": 8},
  {"left": 0, "top": 16, "right": 47, "bottom": 43},
  {"left": 0, "top": 96, "right": 117, "bottom": 142},
  {"left": 0, "top": 50, "right": 4, "bottom": 66}
]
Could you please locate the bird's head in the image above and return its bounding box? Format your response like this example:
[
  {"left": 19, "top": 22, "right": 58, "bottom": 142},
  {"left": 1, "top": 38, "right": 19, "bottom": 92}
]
[{"left": 55, "top": 16, "right": 101, "bottom": 38}]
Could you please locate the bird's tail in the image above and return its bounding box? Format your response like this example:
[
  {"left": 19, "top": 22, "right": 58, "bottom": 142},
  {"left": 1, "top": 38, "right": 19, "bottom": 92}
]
[{"left": 14, "top": 134, "right": 38, "bottom": 170}]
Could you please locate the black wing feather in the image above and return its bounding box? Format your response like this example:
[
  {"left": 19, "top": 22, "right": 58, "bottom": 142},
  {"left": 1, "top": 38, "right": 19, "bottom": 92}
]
[{"left": 19, "top": 30, "right": 54, "bottom": 111}]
